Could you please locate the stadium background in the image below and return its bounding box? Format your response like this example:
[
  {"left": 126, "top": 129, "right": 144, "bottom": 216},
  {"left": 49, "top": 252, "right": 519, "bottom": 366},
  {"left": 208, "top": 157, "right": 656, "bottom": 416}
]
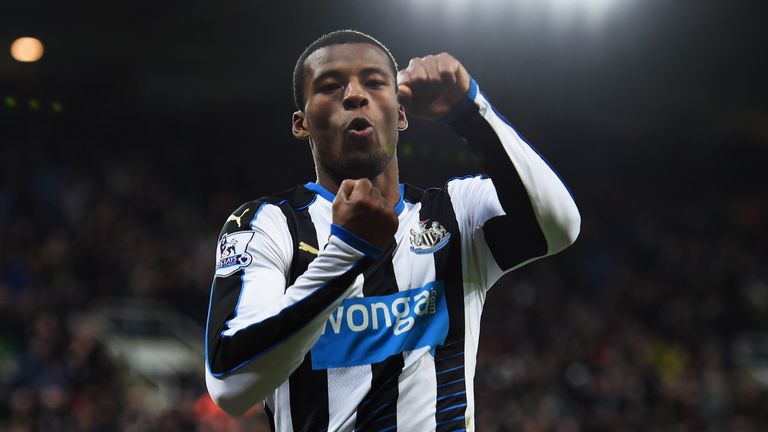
[{"left": 1, "top": 0, "right": 767, "bottom": 430}]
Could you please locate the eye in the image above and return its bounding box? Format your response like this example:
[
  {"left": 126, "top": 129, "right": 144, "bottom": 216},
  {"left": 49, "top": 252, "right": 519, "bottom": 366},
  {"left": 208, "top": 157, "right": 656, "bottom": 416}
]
[
  {"left": 366, "top": 80, "right": 386, "bottom": 89},
  {"left": 318, "top": 83, "right": 341, "bottom": 93}
]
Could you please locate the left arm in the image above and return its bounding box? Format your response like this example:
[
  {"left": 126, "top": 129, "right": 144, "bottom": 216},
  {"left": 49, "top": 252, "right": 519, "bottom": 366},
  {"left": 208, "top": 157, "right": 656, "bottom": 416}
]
[
  {"left": 448, "top": 78, "right": 580, "bottom": 259},
  {"left": 398, "top": 54, "right": 580, "bottom": 281}
]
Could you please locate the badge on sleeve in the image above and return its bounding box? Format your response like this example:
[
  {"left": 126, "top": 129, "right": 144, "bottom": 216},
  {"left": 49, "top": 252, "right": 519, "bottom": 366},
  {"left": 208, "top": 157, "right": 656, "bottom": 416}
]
[{"left": 215, "top": 231, "right": 255, "bottom": 277}]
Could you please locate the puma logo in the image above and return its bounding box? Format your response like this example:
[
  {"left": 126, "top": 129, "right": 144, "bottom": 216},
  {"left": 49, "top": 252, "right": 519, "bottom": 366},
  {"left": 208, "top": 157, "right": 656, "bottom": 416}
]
[
  {"left": 299, "top": 242, "right": 319, "bottom": 255},
  {"left": 226, "top": 209, "right": 250, "bottom": 228}
]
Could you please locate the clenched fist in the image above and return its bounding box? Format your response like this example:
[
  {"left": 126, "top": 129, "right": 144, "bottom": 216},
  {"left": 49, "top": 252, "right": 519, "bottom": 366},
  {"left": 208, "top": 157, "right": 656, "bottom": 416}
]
[
  {"left": 397, "top": 52, "right": 471, "bottom": 121},
  {"left": 332, "top": 179, "right": 398, "bottom": 249}
]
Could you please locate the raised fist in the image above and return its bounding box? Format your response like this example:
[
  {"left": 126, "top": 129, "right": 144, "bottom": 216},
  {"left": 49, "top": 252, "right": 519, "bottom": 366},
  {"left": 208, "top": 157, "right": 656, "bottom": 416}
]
[
  {"left": 397, "top": 52, "right": 471, "bottom": 121},
  {"left": 332, "top": 179, "right": 398, "bottom": 249}
]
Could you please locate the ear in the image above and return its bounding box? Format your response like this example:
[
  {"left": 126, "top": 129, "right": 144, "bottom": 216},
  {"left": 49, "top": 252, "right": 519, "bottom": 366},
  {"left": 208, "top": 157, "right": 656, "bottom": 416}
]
[
  {"left": 397, "top": 105, "right": 408, "bottom": 131},
  {"left": 292, "top": 110, "right": 310, "bottom": 140}
]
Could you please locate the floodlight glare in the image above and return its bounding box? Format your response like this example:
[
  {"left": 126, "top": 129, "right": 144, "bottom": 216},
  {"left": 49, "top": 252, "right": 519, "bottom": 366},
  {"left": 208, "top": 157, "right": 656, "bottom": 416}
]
[{"left": 11, "top": 37, "right": 45, "bottom": 63}]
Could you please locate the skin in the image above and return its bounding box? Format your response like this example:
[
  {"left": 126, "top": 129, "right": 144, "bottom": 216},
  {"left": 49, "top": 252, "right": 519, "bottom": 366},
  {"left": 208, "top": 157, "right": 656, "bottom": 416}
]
[{"left": 292, "top": 43, "right": 470, "bottom": 247}]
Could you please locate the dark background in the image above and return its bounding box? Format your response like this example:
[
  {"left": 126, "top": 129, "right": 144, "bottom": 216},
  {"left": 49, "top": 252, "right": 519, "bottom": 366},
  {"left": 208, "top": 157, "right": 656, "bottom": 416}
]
[{"left": 1, "top": 0, "right": 767, "bottom": 430}]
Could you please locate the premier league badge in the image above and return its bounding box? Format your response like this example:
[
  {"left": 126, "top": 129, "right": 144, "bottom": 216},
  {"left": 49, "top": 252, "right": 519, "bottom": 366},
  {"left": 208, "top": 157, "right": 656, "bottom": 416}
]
[{"left": 215, "top": 231, "right": 255, "bottom": 277}]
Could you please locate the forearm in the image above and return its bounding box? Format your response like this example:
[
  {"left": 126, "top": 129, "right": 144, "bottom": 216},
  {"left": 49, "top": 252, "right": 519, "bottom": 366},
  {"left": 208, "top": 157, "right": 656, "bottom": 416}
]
[
  {"left": 205, "top": 227, "right": 381, "bottom": 416},
  {"left": 448, "top": 79, "right": 580, "bottom": 255}
]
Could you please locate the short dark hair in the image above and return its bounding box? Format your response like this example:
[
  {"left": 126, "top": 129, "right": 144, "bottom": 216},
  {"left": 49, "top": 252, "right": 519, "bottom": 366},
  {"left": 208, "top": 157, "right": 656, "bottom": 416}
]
[{"left": 292, "top": 30, "right": 398, "bottom": 111}]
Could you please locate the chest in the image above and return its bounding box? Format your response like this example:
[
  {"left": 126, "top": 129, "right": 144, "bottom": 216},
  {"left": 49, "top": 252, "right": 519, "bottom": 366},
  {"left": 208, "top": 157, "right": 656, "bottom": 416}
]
[{"left": 305, "top": 201, "right": 457, "bottom": 294}]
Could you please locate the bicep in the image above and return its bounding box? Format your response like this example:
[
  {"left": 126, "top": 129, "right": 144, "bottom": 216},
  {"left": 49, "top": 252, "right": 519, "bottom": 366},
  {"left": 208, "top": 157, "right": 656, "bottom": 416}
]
[
  {"left": 220, "top": 208, "right": 294, "bottom": 333},
  {"left": 448, "top": 177, "right": 547, "bottom": 284}
]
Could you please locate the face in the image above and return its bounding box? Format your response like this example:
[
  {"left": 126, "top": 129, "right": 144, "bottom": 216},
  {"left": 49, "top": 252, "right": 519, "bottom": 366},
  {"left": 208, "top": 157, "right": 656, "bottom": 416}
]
[{"left": 292, "top": 43, "right": 408, "bottom": 180}]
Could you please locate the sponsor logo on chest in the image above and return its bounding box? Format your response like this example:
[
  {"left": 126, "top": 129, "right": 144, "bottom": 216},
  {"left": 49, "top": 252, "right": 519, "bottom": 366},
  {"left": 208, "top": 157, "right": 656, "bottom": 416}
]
[{"left": 311, "top": 281, "right": 449, "bottom": 369}]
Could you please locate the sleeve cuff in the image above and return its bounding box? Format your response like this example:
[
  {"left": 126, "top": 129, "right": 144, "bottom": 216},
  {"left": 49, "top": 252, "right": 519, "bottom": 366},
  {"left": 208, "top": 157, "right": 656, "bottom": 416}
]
[
  {"left": 440, "top": 77, "right": 479, "bottom": 124},
  {"left": 330, "top": 224, "right": 384, "bottom": 260}
]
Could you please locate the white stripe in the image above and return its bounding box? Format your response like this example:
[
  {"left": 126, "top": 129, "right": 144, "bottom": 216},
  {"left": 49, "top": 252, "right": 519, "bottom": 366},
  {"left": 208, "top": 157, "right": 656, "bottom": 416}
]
[
  {"left": 307, "top": 196, "right": 332, "bottom": 250},
  {"left": 223, "top": 204, "right": 293, "bottom": 336},
  {"left": 327, "top": 364, "right": 371, "bottom": 431},
  {"left": 397, "top": 347, "right": 438, "bottom": 431},
  {"left": 269, "top": 382, "right": 294, "bottom": 432},
  {"left": 392, "top": 202, "right": 436, "bottom": 294},
  {"left": 394, "top": 202, "right": 439, "bottom": 431}
]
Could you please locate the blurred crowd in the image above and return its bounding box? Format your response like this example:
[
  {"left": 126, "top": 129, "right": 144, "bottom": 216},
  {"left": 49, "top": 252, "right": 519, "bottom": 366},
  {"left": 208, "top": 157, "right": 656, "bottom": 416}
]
[{"left": 0, "top": 124, "right": 766, "bottom": 431}]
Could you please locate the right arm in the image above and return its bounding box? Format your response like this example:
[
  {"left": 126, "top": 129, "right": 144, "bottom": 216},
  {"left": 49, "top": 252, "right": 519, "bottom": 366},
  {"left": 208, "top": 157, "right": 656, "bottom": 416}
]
[{"left": 205, "top": 180, "right": 396, "bottom": 416}]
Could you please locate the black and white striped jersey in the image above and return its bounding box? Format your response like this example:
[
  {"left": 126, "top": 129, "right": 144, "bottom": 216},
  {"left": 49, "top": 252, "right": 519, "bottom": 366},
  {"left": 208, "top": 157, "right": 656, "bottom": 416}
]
[{"left": 205, "top": 80, "right": 581, "bottom": 431}]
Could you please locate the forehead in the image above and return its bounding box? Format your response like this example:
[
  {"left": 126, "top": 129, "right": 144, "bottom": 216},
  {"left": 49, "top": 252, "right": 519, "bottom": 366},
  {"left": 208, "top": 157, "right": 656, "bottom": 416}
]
[{"left": 304, "top": 43, "right": 394, "bottom": 80}]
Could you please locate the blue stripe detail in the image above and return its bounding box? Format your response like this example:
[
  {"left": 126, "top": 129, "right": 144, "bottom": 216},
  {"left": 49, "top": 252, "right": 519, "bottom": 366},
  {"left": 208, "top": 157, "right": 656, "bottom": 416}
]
[
  {"left": 303, "top": 182, "right": 336, "bottom": 202},
  {"left": 435, "top": 351, "right": 465, "bottom": 362},
  {"left": 369, "top": 411, "right": 397, "bottom": 425},
  {"left": 436, "top": 390, "right": 466, "bottom": 402},
  {"left": 436, "top": 377, "right": 465, "bottom": 389},
  {"left": 437, "top": 403, "right": 467, "bottom": 414},
  {"left": 394, "top": 184, "right": 405, "bottom": 215},
  {"left": 479, "top": 90, "right": 576, "bottom": 200},
  {"left": 467, "top": 77, "right": 478, "bottom": 100},
  {"left": 359, "top": 374, "right": 400, "bottom": 407},
  {"left": 440, "top": 77, "right": 479, "bottom": 124},
  {"left": 436, "top": 365, "right": 464, "bottom": 375},
  {"left": 204, "top": 280, "right": 216, "bottom": 374},
  {"left": 208, "top": 259, "right": 368, "bottom": 377},
  {"left": 330, "top": 224, "right": 383, "bottom": 259},
  {"left": 377, "top": 425, "right": 397, "bottom": 432},
  {"left": 440, "top": 338, "right": 465, "bottom": 349},
  {"left": 436, "top": 416, "right": 465, "bottom": 427},
  {"left": 304, "top": 182, "right": 406, "bottom": 216}
]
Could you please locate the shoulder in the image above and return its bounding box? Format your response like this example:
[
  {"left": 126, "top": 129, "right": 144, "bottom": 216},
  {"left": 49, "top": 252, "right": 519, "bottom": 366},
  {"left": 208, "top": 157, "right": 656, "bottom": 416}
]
[
  {"left": 403, "top": 174, "right": 489, "bottom": 204},
  {"left": 218, "top": 185, "right": 317, "bottom": 238}
]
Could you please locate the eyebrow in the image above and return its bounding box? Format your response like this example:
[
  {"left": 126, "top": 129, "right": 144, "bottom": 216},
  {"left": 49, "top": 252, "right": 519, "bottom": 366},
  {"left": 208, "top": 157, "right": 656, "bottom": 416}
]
[{"left": 311, "top": 67, "right": 391, "bottom": 87}]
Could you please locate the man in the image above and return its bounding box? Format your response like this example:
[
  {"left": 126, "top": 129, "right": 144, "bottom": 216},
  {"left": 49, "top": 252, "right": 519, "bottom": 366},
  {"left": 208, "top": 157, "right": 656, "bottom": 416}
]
[{"left": 205, "top": 30, "right": 580, "bottom": 431}]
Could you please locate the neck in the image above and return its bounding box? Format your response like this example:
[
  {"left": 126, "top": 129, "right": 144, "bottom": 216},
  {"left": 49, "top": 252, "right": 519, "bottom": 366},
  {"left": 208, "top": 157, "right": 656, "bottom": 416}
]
[{"left": 315, "top": 156, "right": 401, "bottom": 209}]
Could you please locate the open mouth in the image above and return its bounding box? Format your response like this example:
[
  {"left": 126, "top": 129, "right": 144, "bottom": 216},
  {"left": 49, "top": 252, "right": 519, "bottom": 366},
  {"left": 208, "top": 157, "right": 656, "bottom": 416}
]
[{"left": 346, "top": 117, "right": 374, "bottom": 139}]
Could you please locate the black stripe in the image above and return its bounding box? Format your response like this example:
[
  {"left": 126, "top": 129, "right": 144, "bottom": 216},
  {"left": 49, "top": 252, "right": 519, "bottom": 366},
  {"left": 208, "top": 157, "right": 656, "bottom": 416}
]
[
  {"left": 419, "top": 189, "right": 469, "bottom": 431},
  {"left": 285, "top": 202, "right": 330, "bottom": 432},
  {"left": 206, "top": 268, "right": 246, "bottom": 372},
  {"left": 449, "top": 104, "right": 547, "bottom": 270},
  {"left": 264, "top": 401, "right": 276, "bottom": 432},
  {"left": 354, "top": 247, "right": 404, "bottom": 431},
  {"left": 360, "top": 242, "right": 398, "bottom": 296},
  {"left": 353, "top": 353, "right": 404, "bottom": 432},
  {"left": 290, "top": 352, "right": 330, "bottom": 432}
]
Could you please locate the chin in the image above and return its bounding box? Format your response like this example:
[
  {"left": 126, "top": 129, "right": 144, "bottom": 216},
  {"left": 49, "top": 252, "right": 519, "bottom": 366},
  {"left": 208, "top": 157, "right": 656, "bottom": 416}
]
[{"left": 336, "top": 150, "right": 393, "bottom": 180}]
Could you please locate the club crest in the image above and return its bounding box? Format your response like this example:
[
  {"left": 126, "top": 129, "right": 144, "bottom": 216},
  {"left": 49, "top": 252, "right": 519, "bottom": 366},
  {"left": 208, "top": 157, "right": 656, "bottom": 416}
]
[
  {"left": 409, "top": 220, "right": 451, "bottom": 254},
  {"left": 215, "top": 231, "right": 255, "bottom": 277}
]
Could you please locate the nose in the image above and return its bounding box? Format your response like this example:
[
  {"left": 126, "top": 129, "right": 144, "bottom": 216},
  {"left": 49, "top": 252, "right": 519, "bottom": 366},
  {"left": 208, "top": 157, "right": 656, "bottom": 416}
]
[{"left": 342, "top": 80, "right": 369, "bottom": 110}]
